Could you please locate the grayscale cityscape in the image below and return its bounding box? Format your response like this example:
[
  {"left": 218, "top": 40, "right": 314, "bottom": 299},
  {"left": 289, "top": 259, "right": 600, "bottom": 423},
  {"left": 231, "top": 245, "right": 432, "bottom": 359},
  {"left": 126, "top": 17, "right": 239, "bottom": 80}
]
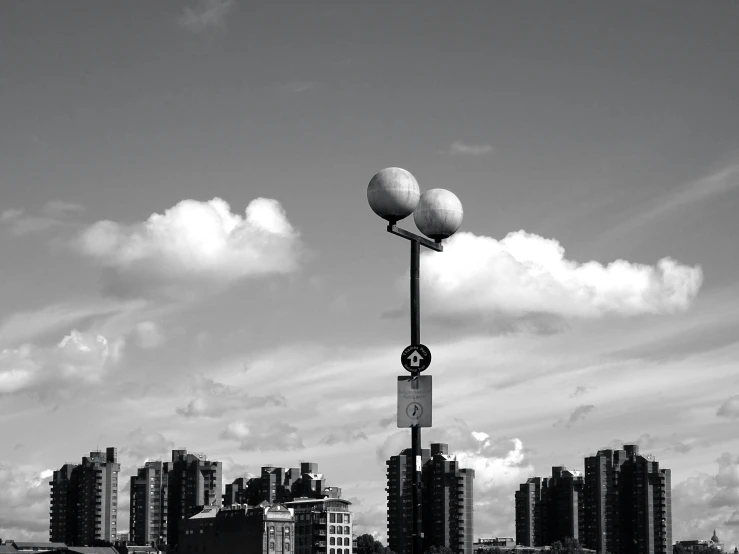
[{"left": 1, "top": 2, "right": 738, "bottom": 554}]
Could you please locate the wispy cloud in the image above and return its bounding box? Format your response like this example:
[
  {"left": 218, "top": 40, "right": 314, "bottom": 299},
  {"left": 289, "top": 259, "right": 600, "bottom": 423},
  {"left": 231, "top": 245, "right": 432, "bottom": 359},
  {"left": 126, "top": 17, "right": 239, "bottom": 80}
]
[
  {"left": 600, "top": 161, "right": 739, "bottom": 241},
  {"left": 178, "top": 0, "right": 235, "bottom": 33},
  {"left": 0, "top": 201, "right": 83, "bottom": 236},
  {"left": 717, "top": 395, "right": 739, "bottom": 420},
  {"left": 279, "top": 81, "right": 318, "bottom": 95},
  {"left": 448, "top": 141, "right": 494, "bottom": 156},
  {"left": 554, "top": 404, "right": 595, "bottom": 428}
]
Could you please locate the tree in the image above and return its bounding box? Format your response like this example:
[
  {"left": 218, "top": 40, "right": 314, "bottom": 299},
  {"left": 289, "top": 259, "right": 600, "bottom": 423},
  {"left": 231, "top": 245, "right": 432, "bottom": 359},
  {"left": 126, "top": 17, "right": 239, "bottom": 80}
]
[
  {"left": 550, "top": 538, "right": 586, "bottom": 554},
  {"left": 424, "top": 546, "right": 454, "bottom": 554},
  {"left": 356, "top": 534, "right": 380, "bottom": 554},
  {"left": 356, "top": 534, "right": 394, "bottom": 554}
]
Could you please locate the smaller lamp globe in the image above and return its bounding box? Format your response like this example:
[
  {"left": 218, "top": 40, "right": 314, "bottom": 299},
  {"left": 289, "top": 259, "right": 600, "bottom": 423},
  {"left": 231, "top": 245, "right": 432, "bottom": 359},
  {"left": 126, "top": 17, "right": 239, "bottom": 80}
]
[
  {"left": 413, "top": 189, "right": 463, "bottom": 240},
  {"left": 367, "top": 167, "right": 421, "bottom": 223}
]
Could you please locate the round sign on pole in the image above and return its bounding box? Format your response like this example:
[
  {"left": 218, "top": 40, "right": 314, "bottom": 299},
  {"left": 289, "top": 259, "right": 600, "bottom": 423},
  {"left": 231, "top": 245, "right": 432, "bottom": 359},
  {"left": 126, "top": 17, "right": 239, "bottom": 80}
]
[{"left": 401, "top": 344, "right": 431, "bottom": 372}]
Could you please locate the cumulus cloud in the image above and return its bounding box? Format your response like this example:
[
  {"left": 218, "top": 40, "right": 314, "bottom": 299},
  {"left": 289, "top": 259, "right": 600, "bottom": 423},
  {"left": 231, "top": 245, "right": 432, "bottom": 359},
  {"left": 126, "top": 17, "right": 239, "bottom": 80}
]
[
  {"left": 0, "top": 330, "right": 123, "bottom": 400},
  {"left": 175, "top": 376, "right": 286, "bottom": 418},
  {"left": 421, "top": 231, "right": 702, "bottom": 322},
  {"left": 178, "top": 0, "right": 235, "bottom": 32},
  {"left": 77, "top": 197, "right": 301, "bottom": 297},
  {"left": 449, "top": 141, "right": 494, "bottom": 156},
  {"left": 220, "top": 420, "right": 303, "bottom": 452},
  {"left": 0, "top": 464, "right": 54, "bottom": 541},
  {"left": 375, "top": 418, "right": 533, "bottom": 537},
  {"left": 120, "top": 428, "right": 175, "bottom": 462},
  {"left": 673, "top": 453, "right": 739, "bottom": 548},
  {"left": 717, "top": 395, "right": 739, "bottom": 419}
]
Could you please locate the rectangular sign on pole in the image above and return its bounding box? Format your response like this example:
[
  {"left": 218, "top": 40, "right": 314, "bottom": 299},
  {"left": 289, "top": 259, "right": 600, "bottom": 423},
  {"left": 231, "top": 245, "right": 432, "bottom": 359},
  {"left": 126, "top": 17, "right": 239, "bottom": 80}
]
[{"left": 397, "top": 375, "right": 432, "bottom": 428}]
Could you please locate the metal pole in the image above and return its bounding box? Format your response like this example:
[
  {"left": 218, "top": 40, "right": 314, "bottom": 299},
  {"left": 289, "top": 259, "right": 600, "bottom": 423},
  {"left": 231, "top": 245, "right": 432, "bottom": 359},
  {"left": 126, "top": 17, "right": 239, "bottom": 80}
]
[{"left": 410, "top": 240, "right": 422, "bottom": 554}]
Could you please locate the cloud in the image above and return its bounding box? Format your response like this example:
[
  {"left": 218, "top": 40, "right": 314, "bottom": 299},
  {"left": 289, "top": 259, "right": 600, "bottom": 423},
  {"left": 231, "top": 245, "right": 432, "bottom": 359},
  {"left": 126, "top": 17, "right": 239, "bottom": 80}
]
[
  {"left": 717, "top": 395, "right": 739, "bottom": 420},
  {"left": 133, "top": 321, "right": 164, "bottom": 349},
  {"left": 220, "top": 420, "right": 303, "bottom": 451},
  {"left": 569, "top": 386, "right": 590, "bottom": 398},
  {"left": 420, "top": 231, "right": 702, "bottom": 323},
  {"left": 0, "top": 464, "right": 53, "bottom": 541},
  {"left": 673, "top": 453, "right": 739, "bottom": 549},
  {"left": 0, "top": 300, "right": 140, "bottom": 347},
  {"left": 76, "top": 197, "right": 302, "bottom": 297},
  {"left": 120, "top": 428, "right": 174, "bottom": 462},
  {"left": 178, "top": 0, "right": 235, "bottom": 32},
  {"left": 175, "top": 376, "right": 286, "bottom": 418},
  {"left": 0, "top": 330, "right": 124, "bottom": 401},
  {"left": 377, "top": 419, "right": 534, "bottom": 538},
  {"left": 41, "top": 200, "right": 84, "bottom": 216},
  {"left": 448, "top": 141, "right": 494, "bottom": 156},
  {"left": 279, "top": 81, "right": 318, "bottom": 95},
  {"left": 555, "top": 404, "right": 595, "bottom": 428},
  {"left": 320, "top": 427, "right": 368, "bottom": 446},
  {"left": 0, "top": 201, "right": 83, "bottom": 236}
]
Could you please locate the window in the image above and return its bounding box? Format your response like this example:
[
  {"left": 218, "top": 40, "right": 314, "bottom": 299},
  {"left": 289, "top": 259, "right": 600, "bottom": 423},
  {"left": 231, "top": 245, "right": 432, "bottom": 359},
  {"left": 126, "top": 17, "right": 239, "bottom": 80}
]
[
  {"left": 335, "top": 526, "right": 341, "bottom": 535},
  {"left": 330, "top": 550, "right": 335, "bottom": 554},
  {"left": 330, "top": 513, "right": 336, "bottom": 523},
  {"left": 344, "top": 526, "right": 349, "bottom": 534},
  {"left": 330, "top": 538, "right": 335, "bottom": 546},
  {"left": 285, "top": 542, "right": 290, "bottom": 551},
  {"left": 345, "top": 515, "right": 350, "bottom": 523},
  {"left": 344, "top": 538, "right": 350, "bottom": 546},
  {"left": 270, "top": 543, "right": 275, "bottom": 551},
  {"left": 330, "top": 526, "right": 335, "bottom": 534}
]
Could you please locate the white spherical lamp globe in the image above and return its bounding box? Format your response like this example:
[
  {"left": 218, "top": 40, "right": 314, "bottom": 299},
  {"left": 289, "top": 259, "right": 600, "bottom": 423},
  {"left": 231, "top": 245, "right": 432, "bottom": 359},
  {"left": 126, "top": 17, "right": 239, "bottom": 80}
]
[
  {"left": 367, "top": 167, "right": 421, "bottom": 223},
  {"left": 413, "top": 189, "right": 463, "bottom": 240}
]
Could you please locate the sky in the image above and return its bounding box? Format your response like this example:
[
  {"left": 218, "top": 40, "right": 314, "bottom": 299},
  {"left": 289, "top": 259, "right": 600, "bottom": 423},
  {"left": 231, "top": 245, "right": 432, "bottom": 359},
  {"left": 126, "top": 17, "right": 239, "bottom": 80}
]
[{"left": 1, "top": 0, "right": 739, "bottom": 548}]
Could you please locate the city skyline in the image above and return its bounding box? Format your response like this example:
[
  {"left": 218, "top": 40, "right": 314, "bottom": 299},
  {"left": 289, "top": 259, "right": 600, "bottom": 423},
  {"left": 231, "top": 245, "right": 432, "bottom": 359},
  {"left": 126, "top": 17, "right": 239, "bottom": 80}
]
[{"left": 2, "top": 0, "right": 739, "bottom": 550}]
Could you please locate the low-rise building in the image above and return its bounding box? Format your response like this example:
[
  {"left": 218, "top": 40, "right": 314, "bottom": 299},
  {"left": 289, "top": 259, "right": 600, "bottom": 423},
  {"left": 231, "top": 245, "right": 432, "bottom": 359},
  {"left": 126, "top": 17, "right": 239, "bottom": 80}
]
[
  {"left": 284, "top": 498, "right": 353, "bottom": 554},
  {"left": 179, "top": 503, "right": 295, "bottom": 554}
]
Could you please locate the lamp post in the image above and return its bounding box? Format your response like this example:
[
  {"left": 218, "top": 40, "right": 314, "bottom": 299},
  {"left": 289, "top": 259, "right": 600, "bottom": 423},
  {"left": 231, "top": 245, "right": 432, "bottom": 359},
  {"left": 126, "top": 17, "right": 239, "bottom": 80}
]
[{"left": 367, "top": 167, "right": 463, "bottom": 554}]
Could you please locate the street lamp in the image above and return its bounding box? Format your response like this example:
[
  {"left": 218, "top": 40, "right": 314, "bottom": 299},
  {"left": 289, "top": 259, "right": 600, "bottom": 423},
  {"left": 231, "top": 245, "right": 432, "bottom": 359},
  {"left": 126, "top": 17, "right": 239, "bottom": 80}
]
[{"left": 367, "top": 167, "right": 463, "bottom": 554}]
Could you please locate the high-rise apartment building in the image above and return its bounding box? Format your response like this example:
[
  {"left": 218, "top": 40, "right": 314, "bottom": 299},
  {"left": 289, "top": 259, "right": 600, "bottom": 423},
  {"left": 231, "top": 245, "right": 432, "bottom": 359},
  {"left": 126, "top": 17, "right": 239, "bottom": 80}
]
[
  {"left": 387, "top": 446, "right": 431, "bottom": 554},
  {"left": 49, "top": 447, "right": 120, "bottom": 545},
  {"left": 386, "top": 443, "right": 474, "bottom": 554},
  {"left": 129, "top": 460, "right": 170, "bottom": 547},
  {"left": 514, "top": 467, "right": 583, "bottom": 547},
  {"left": 583, "top": 444, "right": 671, "bottom": 554},
  {"left": 515, "top": 477, "right": 545, "bottom": 547},
  {"left": 166, "top": 449, "right": 222, "bottom": 550},
  {"left": 223, "top": 462, "right": 341, "bottom": 508}
]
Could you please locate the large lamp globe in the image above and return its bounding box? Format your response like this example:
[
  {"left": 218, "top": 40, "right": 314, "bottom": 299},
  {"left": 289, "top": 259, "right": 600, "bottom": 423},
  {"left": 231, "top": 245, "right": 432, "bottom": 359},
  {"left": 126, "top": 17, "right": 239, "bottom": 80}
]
[
  {"left": 413, "top": 189, "right": 463, "bottom": 240},
  {"left": 367, "top": 167, "right": 421, "bottom": 223}
]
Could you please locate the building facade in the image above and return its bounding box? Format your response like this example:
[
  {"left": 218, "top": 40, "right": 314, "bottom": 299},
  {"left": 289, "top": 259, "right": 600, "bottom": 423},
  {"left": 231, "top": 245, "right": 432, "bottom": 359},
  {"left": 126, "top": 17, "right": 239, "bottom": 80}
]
[
  {"left": 514, "top": 467, "right": 583, "bottom": 548},
  {"left": 285, "top": 498, "right": 353, "bottom": 554},
  {"left": 515, "top": 478, "right": 545, "bottom": 547},
  {"left": 166, "top": 449, "right": 222, "bottom": 551},
  {"left": 49, "top": 448, "right": 120, "bottom": 545},
  {"left": 129, "top": 460, "right": 170, "bottom": 547},
  {"left": 583, "top": 444, "right": 671, "bottom": 554},
  {"left": 179, "top": 503, "right": 295, "bottom": 554},
  {"left": 387, "top": 443, "right": 474, "bottom": 554},
  {"left": 223, "top": 462, "right": 342, "bottom": 508}
]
